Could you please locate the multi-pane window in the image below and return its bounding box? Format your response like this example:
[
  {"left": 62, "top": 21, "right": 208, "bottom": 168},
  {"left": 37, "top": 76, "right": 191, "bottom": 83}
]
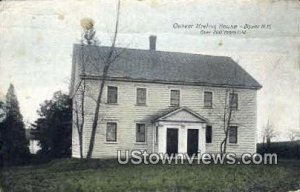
[
  {"left": 229, "top": 93, "right": 238, "bottom": 109},
  {"left": 136, "top": 88, "right": 147, "bottom": 105},
  {"left": 204, "top": 91, "right": 213, "bottom": 108},
  {"left": 107, "top": 86, "right": 118, "bottom": 104},
  {"left": 206, "top": 126, "right": 212, "bottom": 143},
  {"left": 170, "top": 90, "right": 180, "bottom": 106},
  {"left": 106, "top": 122, "right": 117, "bottom": 142},
  {"left": 136, "top": 123, "right": 146, "bottom": 142},
  {"left": 229, "top": 126, "right": 238, "bottom": 144}
]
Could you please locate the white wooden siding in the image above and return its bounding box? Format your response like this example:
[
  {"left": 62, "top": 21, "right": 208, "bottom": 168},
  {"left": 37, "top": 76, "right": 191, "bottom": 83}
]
[{"left": 72, "top": 79, "right": 257, "bottom": 158}]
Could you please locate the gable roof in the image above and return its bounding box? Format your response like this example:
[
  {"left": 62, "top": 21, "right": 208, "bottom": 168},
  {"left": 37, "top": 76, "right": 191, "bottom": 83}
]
[{"left": 71, "top": 44, "right": 262, "bottom": 91}]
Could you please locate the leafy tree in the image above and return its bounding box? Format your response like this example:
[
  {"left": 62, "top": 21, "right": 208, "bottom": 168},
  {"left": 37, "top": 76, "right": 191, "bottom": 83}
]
[
  {"left": 0, "top": 101, "right": 6, "bottom": 122},
  {"left": 0, "top": 100, "right": 6, "bottom": 167},
  {"left": 33, "top": 91, "right": 72, "bottom": 159},
  {"left": 0, "top": 84, "right": 30, "bottom": 166}
]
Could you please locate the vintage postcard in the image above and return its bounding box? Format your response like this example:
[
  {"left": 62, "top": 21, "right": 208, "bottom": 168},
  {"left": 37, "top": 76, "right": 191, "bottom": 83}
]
[{"left": 0, "top": 0, "right": 299, "bottom": 191}]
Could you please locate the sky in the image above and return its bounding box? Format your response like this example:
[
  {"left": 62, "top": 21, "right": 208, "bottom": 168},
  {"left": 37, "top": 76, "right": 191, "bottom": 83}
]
[{"left": 0, "top": 0, "right": 299, "bottom": 141}]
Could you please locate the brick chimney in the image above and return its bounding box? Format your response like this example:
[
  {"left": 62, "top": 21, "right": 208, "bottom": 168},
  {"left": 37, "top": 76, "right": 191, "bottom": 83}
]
[{"left": 149, "top": 35, "right": 156, "bottom": 51}]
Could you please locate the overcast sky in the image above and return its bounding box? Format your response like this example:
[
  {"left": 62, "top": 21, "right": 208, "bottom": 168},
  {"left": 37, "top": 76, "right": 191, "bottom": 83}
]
[{"left": 0, "top": 0, "right": 299, "bottom": 141}]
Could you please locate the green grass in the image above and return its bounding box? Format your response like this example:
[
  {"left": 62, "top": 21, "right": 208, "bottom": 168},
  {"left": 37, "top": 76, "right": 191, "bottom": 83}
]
[{"left": 1, "top": 159, "right": 300, "bottom": 192}]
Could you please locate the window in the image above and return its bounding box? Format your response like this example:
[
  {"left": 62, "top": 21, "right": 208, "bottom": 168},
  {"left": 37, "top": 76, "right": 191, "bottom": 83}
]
[
  {"left": 206, "top": 126, "right": 212, "bottom": 143},
  {"left": 136, "top": 88, "right": 147, "bottom": 105},
  {"left": 170, "top": 90, "right": 180, "bottom": 106},
  {"left": 136, "top": 124, "right": 146, "bottom": 142},
  {"left": 229, "top": 93, "right": 238, "bottom": 109},
  {"left": 107, "top": 86, "right": 118, "bottom": 104},
  {"left": 229, "top": 126, "right": 237, "bottom": 144},
  {"left": 106, "top": 122, "right": 117, "bottom": 142},
  {"left": 204, "top": 91, "right": 213, "bottom": 108}
]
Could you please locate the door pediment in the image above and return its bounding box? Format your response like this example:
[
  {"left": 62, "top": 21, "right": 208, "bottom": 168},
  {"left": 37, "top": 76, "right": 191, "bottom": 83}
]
[{"left": 156, "top": 107, "right": 207, "bottom": 123}]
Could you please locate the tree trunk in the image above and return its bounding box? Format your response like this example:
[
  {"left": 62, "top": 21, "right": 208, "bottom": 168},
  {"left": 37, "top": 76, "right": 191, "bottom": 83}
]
[
  {"left": 266, "top": 137, "right": 271, "bottom": 145},
  {"left": 220, "top": 89, "right": 234, "bottom": 155},
  {"left": 74, "top": 80, "right": 85, "bottom": 159},
  {"left": 78, "top": 130, "right": 83, "bottom": 158},
  {"left": 86, "top": 72, "right": 107, "bottom": 159},
  {"left": 86, "top": 0, "right": 120, "bottom": 159}
]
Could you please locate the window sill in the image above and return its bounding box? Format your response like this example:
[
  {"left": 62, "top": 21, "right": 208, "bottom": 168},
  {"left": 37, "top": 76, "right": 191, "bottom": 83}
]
[
  {"left": 228, "top": 143, "right": 239, "bottom": 146},
  {"left": 169, "top": 105, "right": 180, "bottom": 107},
  {"left": 104, "top": 141, "right": 118, "bottom": 144},
  {"left": 105, "top": 103, "right": 119, "bottom": 105},
  {"left": 205, "top": 143, "right": 213, "bottom": 145},
  {"left": 135, "top": 104, "right": 147, "bottom": 107},
  {"left": 203, "top": 106, "right": 213, "bottom": 109},
  {"left": 134, "top": 142, "right": 147, "bottom": 145}
]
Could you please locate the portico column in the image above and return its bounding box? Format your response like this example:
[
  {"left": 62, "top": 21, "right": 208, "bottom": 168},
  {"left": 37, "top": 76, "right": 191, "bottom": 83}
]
[
  {"left": 157, "top": 124, "right": 166, "bottom": 154},
  {"left": 199, "top": 123, "right": 206, "bottom": 155},
  {"left": 178, "top": 125, "right": 187, "bottom": 154}
]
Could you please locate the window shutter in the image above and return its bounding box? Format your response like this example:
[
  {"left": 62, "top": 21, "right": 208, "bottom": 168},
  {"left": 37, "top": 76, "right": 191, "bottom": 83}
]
[
  {"left": 155, "top": 126, "right": 158, "bottom": 144},
  {"left": 206, "top": 126, "right": 212, "bottom": 143}
]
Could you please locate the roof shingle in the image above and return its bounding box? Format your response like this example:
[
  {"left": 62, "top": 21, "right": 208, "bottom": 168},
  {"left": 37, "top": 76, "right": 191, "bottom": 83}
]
[{"left": 72, "top": 44, "right": 262, "bottom": 89}]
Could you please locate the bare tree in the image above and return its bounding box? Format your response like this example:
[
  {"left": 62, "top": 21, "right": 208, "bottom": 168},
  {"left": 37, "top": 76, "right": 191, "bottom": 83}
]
[
  {"left": 80, "top": 18, "right": 99, "bottom": 45},
  {"left": 287, "top": 129, "right": 300, "bottom": 141},
  {"left": 72, "top": 0, "right": 123, "bottom": 159},
  {"left": 215, "top": 60, "right": 240, "bottom": 155},
  {"left": 85, "top": 0, "right": 121, "bottom": 159},
  {"left": 262, "top": 120, "right": 277, "bottom": 145},
  {"left": 219, "top": 88, "right": 236, "bottom": 155},
  {"left": 216, "top": 59, "right": 260, "bottom": 155},
  {"left": 73, "top": 17, "right": 98, "bottom": 158},
  {"left": 73, "top": 78, "right": 86, "bottom": 158}
]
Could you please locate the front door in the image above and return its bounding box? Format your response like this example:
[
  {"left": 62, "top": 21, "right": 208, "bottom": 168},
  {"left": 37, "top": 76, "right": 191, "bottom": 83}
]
[
  {"left": 187, "top": 129, "right": 199, "bottom": 156},
  {"left": 166, "top": 128, "right": 178, "bottom": 156}
]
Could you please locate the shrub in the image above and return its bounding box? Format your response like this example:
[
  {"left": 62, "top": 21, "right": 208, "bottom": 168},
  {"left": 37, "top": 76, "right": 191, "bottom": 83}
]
[{"left": 257, "top": 140, "right": 300, "bottom": 159}]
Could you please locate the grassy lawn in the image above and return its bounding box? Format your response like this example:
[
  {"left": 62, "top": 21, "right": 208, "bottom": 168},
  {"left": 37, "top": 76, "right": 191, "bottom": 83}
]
[{"left": 1, "top": 159, "right": 300, "bottom": 192}]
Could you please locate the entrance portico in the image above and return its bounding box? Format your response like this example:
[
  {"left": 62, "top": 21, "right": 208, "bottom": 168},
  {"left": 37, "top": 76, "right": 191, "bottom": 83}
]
[{"left": 155, "top": 107, "right": 208, "bottom": 156}]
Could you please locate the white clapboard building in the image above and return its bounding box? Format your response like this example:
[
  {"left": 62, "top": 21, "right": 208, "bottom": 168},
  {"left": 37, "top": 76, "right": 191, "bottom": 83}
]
[{"left": 70, "top": 36, "right": 262, "bottom": 158}]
